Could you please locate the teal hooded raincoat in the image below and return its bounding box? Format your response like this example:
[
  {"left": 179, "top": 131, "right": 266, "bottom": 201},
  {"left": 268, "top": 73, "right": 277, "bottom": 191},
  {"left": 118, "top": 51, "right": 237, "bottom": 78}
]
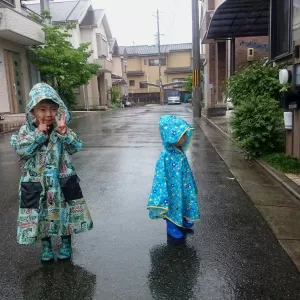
[
  {"left": 10, "top": 83, "right": 93, "bottom": 245},
  {"left": 147, "top": 115, "right": 200, "bottom": 227}
]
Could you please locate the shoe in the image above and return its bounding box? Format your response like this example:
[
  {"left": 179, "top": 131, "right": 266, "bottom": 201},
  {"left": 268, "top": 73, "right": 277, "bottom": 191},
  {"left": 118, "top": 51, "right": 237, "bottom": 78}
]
[
  {"left": 41, "top": 238, "right": 54, "bottom": 262},
  {"left": 166, "top": 220, "right": 184, "bottom": 239},
  {"left": 57, "top": 235, "right": 72, "bottom": 261},
  {"left": 183, "top": 218, "right": 194, "bottom": 229}
]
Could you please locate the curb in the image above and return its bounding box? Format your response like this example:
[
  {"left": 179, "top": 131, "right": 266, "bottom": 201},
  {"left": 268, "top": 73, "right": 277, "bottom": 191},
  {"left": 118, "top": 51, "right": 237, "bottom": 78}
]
[{"left": 197, "top": 113, "right": 300, "bottom": 202}]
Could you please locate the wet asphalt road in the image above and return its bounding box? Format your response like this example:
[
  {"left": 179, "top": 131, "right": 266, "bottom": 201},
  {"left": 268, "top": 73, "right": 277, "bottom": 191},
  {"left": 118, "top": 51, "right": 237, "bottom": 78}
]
[{"left": 1, "top": 104, "right": 300, "bottom": 300}]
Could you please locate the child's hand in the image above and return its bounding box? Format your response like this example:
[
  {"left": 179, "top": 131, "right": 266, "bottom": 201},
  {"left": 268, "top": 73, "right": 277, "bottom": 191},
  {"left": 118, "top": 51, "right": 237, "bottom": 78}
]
[
  {"left": 37, "top": 120, "right": 49, "bottom": 133},
  {"left": 56, "top": 111, "right": 67, "bottom": 135}
]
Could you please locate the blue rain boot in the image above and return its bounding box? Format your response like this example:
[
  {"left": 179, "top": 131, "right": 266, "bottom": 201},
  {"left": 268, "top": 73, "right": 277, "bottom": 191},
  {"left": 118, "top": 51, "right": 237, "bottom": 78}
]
[
  {"left": 41, "top": 237, "right": 54, "bottom": 262},
  {"left": 57, "top": 235, "right": 72, "bottom": 261},
  {"left": 183, "top": 218, "right": 194, "bottom": 229},
  {"left": 166, "top": 220, "right": 184, "bottom": 239}
]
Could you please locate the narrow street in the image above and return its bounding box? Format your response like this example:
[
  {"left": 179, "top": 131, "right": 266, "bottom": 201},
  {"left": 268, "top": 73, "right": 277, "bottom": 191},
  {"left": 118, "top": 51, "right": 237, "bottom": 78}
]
[{"left": 1, "top": 104, "right": 300, "bottom": 300}]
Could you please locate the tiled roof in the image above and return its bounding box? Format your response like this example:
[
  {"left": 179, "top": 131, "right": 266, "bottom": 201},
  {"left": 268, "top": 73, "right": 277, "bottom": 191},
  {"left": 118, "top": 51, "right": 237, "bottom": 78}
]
[
  {"left": 25, "top": 0, "right": 91, "bottom": 23},
  {"left": 123, "top": 43, "right": 193, "bottom": 56},
  {"left": 80, "top": 9, "right": 104, "bottom": 26}
]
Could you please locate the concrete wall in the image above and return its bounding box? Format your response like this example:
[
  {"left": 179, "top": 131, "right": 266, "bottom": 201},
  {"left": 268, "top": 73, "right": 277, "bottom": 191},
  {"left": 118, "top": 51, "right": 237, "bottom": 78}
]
[
  {"left": 112, "top": 56, "right": 123, "bottom": 77},
  {"left": 167, "top": 52, "right": 191, "bottom": 68},
  {"left": 127, "top": 56, "right": 142, "bottom": 71}
]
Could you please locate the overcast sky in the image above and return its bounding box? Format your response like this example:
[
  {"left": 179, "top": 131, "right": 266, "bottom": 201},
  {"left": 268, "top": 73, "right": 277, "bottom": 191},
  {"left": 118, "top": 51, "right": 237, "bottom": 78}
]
[{"left": 92, "top": 0, "right": 193, "bottom": 46}]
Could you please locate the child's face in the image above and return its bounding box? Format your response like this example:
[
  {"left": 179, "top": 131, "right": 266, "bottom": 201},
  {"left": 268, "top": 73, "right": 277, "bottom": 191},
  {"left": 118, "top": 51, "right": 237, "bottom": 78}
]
[
  {"left": 32, "top": 100, "right": 59, "bottom": 126},
  {"left": 175, "top": 133, "right": 188, "bottom": 147}
]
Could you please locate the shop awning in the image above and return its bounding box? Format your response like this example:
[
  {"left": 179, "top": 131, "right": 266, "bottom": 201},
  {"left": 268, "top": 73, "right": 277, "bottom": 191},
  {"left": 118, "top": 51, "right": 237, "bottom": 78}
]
[{"left": 203, "top": 0, "right": 270, "bottom": 43}]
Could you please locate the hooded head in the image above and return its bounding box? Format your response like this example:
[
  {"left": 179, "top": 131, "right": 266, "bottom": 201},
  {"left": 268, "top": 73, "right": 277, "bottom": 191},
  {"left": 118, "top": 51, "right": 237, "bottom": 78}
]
[
  {"left": 159, "top": 115, "right": 193, "bottom": 152},
  {"left": 26, "top": 83, "right": 71, "bottom": 130}
]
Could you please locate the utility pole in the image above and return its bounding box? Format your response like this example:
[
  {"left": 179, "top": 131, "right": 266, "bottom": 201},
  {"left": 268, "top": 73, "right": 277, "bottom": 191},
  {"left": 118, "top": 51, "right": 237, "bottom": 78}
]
[
  {"left": 192, "top": 0, "right": 201, "bottom": 117},
  {"left": 156, "top": 9, "right": 164, "bottom": 105}
]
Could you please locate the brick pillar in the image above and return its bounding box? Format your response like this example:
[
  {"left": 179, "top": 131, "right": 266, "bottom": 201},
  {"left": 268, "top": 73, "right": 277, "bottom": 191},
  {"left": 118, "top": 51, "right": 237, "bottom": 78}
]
[
  {"left": 215, "top": 43, "right": 219, "bottom": 104},
  {"left": 208, "top": 43, "right": 216, "bottom": 108}
]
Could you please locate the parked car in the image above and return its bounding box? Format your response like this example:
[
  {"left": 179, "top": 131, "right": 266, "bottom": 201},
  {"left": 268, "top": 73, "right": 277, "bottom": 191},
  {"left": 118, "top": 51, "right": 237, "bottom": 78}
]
[
  {"left": 167, "top": 90, "right": 181, "bottom": 105},
  {"left": 226, "top": 98, "right": 234, "bottom": 110}
]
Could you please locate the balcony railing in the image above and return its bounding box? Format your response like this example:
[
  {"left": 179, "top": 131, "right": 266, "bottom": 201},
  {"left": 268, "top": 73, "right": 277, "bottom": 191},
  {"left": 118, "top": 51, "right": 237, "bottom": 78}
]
[
  {"left": 0, "top": 6, "right": 44, "bottom": 45},
  {"left": 95, "top": 58, "right": 113, "bottom": 73}
]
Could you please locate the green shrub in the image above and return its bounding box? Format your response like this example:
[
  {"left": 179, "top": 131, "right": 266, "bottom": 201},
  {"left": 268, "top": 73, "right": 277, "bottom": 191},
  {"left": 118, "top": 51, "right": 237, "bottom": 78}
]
[
  {"left": 110, "top": 87, "right": 120, "bottom": 105},
  {"left": 230, "top": 95, "right": 284, "bottom": 157},
  {"left": 262, "top": 153, "right": 300, "bottom": 173},
  {"left": 226, "top": 62, "right": 282, "bottom": 106}
]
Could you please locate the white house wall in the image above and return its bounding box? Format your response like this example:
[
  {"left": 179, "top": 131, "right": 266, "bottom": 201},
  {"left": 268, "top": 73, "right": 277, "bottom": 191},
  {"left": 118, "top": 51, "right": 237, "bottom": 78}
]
[
  {"left": 80, "top": 28, "right": 94, "bottom": 62},
  {"left": 70, "top": 24, "right": 81, "bottom": 48},
  {"left": 91, "top": 28, "right": 98, "bottom": 60}
]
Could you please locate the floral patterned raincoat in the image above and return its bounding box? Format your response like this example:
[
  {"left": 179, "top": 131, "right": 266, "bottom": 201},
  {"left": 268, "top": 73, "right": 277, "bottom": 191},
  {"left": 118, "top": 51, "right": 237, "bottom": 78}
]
[
  {"left": 10, "top": 83, "right": 93, "bottom": 245},
  {"left": 147, "top": 115, "right": 200, "bottom": 227}
]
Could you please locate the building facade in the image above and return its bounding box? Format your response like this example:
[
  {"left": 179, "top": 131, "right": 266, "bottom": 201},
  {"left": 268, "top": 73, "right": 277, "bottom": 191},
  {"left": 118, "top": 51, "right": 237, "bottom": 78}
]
[
  {"left": 111, "top": 42, "right": 128, "bottom": 97},
  {"left": 200, "top": 0, "right": 268, "bottom": 113},
  {"left": 26, "top": 0, "right": 123, "bottom": 109},
  {"left": 0, "top": 0, "right": 44, "bottom": 114},
  {"left": 124, "top": 44, "right": 195, "bottom": 95},
  {"left": 203, "top": 0, "right": 300, "bottom": 158}
]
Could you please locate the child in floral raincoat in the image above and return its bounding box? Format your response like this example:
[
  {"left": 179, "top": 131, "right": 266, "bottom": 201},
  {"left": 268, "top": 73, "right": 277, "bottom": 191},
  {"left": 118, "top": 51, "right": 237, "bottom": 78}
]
[
  {"left": 147, "top": 115, "right": 200, "bottom": 239},
  {"left": 10, "top": 83, "right": 93, "bottom": 262}
]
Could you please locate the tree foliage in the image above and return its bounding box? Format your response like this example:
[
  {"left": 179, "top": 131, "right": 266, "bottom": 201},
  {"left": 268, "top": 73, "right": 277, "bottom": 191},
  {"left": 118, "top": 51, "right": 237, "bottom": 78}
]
[
  {"left": 185, "top": 74, "right": 192, "bottom": 92},
  {"left": 185, "top": 72, "right": 203, "bottom": 92},
  {"left": 29, "top": 11, "right": 99, "bottom": 108}
]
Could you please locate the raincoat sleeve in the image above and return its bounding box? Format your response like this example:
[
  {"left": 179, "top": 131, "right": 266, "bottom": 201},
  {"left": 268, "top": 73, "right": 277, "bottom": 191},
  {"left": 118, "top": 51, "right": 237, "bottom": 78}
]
[
  {"left": 10, "top": 125, "right": 48, "bottom": 159},
  {"left": 57, "top": 128, "right": 82, "bottom": 155}
]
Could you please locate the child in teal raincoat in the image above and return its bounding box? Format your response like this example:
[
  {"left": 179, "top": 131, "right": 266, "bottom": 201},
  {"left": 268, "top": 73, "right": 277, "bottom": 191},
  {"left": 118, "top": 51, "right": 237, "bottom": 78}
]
[
  {"left": 10, "top": 83, "right": 93, "bottom": 262},
  {"left": 147, "top": 115, "right": 200, "bottom": 239}
]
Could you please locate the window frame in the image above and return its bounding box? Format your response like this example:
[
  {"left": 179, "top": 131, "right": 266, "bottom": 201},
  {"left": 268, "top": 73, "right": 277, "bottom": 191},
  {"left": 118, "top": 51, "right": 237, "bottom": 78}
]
[
  {"left": 139, "top": 81, "right": 147, "bottom": 88},
  {"left": 270, "top": 0, "right": 293, "bottom": 60},
  {"left": 149, "top": 58, "right": 166, "bottom": 66},
  {"left": 129, "top": 80, "right": 135, "bottom": 87},
  {"left": 172, "top": 78, "right": 186, "bottom": 88}
]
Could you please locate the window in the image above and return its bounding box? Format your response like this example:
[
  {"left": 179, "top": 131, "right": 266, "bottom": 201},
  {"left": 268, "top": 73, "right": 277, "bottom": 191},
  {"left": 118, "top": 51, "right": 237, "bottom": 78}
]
[
  {"left": 172, "top": 78, "right": 185, "bottom": 88},
  {"left": 271, "top": 0, "right": 292, "bottom": 59},
  {"left": 140, "top": 81, "right": 147, "bottom": 88},
  {"left": 144, "top": 59, "right": 148, "bottom": 65},
  {"left": 129, "top": 80, "right": 135, "bottom": 87},
  {"left": 149, "top": 58, "right": 166, "bottom": 66}
]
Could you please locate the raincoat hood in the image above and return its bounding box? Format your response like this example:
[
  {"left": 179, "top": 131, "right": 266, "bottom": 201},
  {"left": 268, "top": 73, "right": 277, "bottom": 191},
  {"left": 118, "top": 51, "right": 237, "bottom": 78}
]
[
  {"left": 26, "top": 83, "right": 71, "bottom": 129},
  {"left": 159, "top": 115, "right": 193, "bottom": 152}
]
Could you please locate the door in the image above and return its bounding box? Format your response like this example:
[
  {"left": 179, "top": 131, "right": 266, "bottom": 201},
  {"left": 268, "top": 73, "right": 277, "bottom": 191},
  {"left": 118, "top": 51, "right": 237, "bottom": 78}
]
[{"left": 5, "top": 51, "right": 25, "bottom": 113}]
